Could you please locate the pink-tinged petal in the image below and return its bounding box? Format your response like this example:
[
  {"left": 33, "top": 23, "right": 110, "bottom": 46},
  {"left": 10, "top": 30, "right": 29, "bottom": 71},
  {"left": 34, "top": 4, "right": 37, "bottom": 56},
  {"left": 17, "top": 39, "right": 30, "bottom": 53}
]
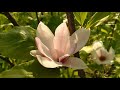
[
  {"left": 65, "top": 36, "right": 77, "bottom": 55},
  {"left": 95, "top": 47, "right": 108, "bottom": 58},
  {"left": 63, "top": 57, "right": 88, "bottom": 69},
  {"left": 37, "top": 21, "right": 54, "bottom": 46},
  {"left": 92, "top": 51, "right": 101, "bottom": 64},
  {"left": 37, "top": 22, "right": 57, "bottom": 60},
  {"left": 35, "top": 37, "right": 53, "bottom": 61},
  {"left": 91, "top": 50, "right": 103, "bottom": 64},
  {"left": 59, "top": 54, "right": 70, "bottom": 63},
  {"left": 71, "top": 28, "right": 90, "bottom": 54},
  {"left": 54, "top": 23, "right": 70, "bottom": 57},
  {"left": 30, "top": 50, "right": 41, "bottom": 57},
  {"left": 36, "top": 55, "right": 63, "bottom": 68}
]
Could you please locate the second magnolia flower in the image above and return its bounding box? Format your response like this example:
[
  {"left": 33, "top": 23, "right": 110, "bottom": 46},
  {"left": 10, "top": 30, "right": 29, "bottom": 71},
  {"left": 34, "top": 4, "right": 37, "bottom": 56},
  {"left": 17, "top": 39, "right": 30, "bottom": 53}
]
[
  {"left": 92, "top": 41, "right": 115, "bottom": 65},
  {"left": 30, "top": 21, "right": 90, "bottom": 69}
]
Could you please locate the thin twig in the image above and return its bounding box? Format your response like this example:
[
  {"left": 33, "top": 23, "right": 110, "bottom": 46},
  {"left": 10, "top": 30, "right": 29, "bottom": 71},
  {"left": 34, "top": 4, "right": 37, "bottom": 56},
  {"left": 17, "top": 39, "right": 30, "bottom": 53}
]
[
  {"left": 106, "top": 64, "right": 115, "bottom": 76},
  {"left": 1, "top": 12, "right": 19, "bottom": 26},
  {"left": 66, "top": 12, "right": 86, "bottom": 78},
  {"left": 66, "top": 12, "right": 75, "bottom": 34},
  {"left": 0, "top": 12, "right": 17, "bottom": 67},
  {"left": 0, "top": 55, "right": 14, "bottom": 67},
  {"left": 35, "top": 12, "right": 40, "bottom": 24},
  {"left": 106, "top": 18, "right": 117, "bottom": 76}
]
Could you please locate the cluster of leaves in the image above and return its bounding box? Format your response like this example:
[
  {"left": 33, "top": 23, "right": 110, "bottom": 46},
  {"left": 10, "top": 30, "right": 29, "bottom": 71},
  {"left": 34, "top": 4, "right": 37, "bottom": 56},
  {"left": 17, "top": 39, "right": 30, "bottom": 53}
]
[{"left": 0, "top": 12, "right": 120, "bottom": 78}]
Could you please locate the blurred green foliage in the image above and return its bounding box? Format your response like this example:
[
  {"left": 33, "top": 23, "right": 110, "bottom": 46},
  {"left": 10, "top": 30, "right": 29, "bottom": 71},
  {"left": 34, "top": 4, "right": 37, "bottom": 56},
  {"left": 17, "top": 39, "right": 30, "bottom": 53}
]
[{"left": 0, "top": 12, "right": 120, "bottom": 78}]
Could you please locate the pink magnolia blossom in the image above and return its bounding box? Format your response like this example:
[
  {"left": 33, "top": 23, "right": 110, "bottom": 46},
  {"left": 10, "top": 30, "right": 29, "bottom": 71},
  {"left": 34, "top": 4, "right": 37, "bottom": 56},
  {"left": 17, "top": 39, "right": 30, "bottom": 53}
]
[
  {"left": 30, "top": 22, "right": 90, "bottom": 69},
  {"left": 92, "top": 41, "right": 115, "bottom": 65}
]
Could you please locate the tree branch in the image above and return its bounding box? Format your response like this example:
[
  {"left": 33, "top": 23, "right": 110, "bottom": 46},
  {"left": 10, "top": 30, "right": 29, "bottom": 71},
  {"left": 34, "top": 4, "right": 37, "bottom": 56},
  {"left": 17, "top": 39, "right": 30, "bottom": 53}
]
[
  {"left": 66, "top": 12, "right": 86, "bottom": 78},
  {"left": 1, "top": 12, "right": 19, "bottom": 26},
  {"left": 0, "top": 12, "right": 18, "bottom": 67},
  {"left": 35, "top": 12, "right": 40, "bottom": 24},
  {"left": 0, "top": 55, "right": 14, "bottom": 67}
]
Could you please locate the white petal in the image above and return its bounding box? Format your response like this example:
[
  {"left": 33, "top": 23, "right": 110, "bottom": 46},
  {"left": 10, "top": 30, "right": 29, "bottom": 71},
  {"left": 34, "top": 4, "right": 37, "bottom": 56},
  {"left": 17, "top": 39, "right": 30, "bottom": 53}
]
[
  {"left": 107, "top": 47, "right": 115, "bottom": 60},
  {"left": 36, "top": 55, "right": 63, "bottom": 68},
  {"left": 37, "top": 22, "right": 54, "bottom": 46},
  {"left": 92, "top": 42, "right": 114, "bottom": 65},
  {"left": 91, "top": 50, "right": 101, "bottom": 64},
  {"left": 95, "top": 47, "right": 108, "bottom": 58},
  {"left": 35, "top": 37, "right": 53, "bottom": 61},
  {"left": 37, "top": 22, "right": 57, "bottom": 59},
  {"left": 71, "top": 28, "right": 90, "bottom": 54},
  {"left": 63, "top": 57, "right": 88, "bottom": 69},
  {"left": 30, "top": 50, "right": 41, "bottom": 57},
  {"left": 65, "top": 36, "right": 77, "bottom": 55},
  {"left": 54, "top": 22, "right": 70, "bottom": 57},
  {"left": 92, "top": 49, "right": 112, "bottom": 65},
  {"left": 92, "top": 41, "right": 104, "bottom": 50}
]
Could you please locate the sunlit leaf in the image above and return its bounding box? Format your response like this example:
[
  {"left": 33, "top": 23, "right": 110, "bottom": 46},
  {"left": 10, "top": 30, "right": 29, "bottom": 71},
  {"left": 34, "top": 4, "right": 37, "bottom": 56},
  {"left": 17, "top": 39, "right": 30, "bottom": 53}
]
[
  {"left": 115, "top": 54, "right": 120, "bottom": 63},
  {"left": 0, "top": 60, "right": 60, "bottom": 78},
  {"left": 0, "top": 68, "right": 33, "bottom": 78},
  {"left": 80, "top": 46, "right": 92, "bottom": 53},
  {"left": 86, "top": 12, "right": 111, "bottom": 29},
  {"left": 74, "top": 12, "right": 88, "bottom": 26},
  {"left": 101, "top": 29, "right": 108, "bottom": 34},
  {"left": 0, "top": 26, "right": 36, "bottom": 61}
]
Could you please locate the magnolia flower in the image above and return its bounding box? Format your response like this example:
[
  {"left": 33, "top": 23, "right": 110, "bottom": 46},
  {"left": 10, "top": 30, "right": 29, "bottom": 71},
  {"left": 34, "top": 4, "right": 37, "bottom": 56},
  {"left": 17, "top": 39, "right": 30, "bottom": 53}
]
[
  {"left": 92, "top": 41, "right": 115, "bottom": 65},
  {"left": 30, "top": 21, "right": 90, "bottom": 69}
]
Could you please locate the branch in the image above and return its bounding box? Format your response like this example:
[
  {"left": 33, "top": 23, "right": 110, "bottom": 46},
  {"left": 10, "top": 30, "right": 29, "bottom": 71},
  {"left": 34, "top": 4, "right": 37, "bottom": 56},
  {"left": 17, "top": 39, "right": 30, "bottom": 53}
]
[
  {"left": 66, "top": 12, "right": 75, "bottom": 35},
  {"left": 1, "top": 12, "right": 19, "bottom": 26},
  {"left": 35, "top": 12, "right": 40, "bottom": 24},
  {"left": 0, "top": 55, "right": 14, "bottom": 67},
  {"left": 66, "top": 12, "right": 86, "bottom": 78}
]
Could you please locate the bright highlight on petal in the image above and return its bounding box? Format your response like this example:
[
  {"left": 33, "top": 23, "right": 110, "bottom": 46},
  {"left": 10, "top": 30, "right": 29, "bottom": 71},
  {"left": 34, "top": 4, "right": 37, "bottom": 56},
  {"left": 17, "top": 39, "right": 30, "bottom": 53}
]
[
  {"left": 36, "top": 55, "right": 62, "bottom": 68},
  {"left": 30, "top": 50, "right": 40, "bottom": 57}
]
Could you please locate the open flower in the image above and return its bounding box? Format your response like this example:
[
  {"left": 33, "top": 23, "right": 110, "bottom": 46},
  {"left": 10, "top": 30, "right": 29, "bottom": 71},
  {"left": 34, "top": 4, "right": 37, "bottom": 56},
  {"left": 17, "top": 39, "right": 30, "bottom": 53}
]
[
  {"left": 30, "top": 21, "right": 90, "bottom": 69},
  {"left": 92, "top": 41, "right": 115, "bottom": 65}
]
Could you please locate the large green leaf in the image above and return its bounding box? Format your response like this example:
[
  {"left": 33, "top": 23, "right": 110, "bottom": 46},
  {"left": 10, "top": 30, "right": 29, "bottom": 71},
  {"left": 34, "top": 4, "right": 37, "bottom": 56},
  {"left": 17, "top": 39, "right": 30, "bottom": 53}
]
[
  {"left": 0, "top": 26, "right": 36, "bottom": 60},
  {"left": 0, "top": 68, "right": 33, "bottom": 78},
  {"left": 86, "top": 12, "right": 111, "bottom": 29},
  {"left": 74, "top": 12, "right": 88, "bottom": 26},
  {"left": 0, "top": 60, "right": 60, "bottom": 78},
  {"left": 47, "top": 15, "right": 63, "bottom": 33}
]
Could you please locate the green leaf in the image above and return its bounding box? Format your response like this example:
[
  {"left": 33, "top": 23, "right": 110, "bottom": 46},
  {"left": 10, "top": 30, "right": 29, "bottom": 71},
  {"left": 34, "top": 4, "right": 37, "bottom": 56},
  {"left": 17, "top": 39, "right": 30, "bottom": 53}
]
[
  {"left": 0, "top": 68, "right": 33, "bottom": 78},
  {"left": 101, "top": 28, "right": 108, "bottom": 34},
  {"left": 47, "top": 15, "right": 63, "bottom": 33},
  {"left": 86, "top": 12, "right": 111, "bottom": 29},
  {"left": 0, "top": 60, "right": 60, "bottom": 78},
  {"left": 115, "top": 54, "right": 120, "bottom": 63},
  {"left": 0, "top": 26, "right": 36, "bottom": 61},
  {"left": 74, "top": 12, "right": 88, "bottom": 26},
  {"left": 81, "top": 45, "right": 93, "bottom": 53}
]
